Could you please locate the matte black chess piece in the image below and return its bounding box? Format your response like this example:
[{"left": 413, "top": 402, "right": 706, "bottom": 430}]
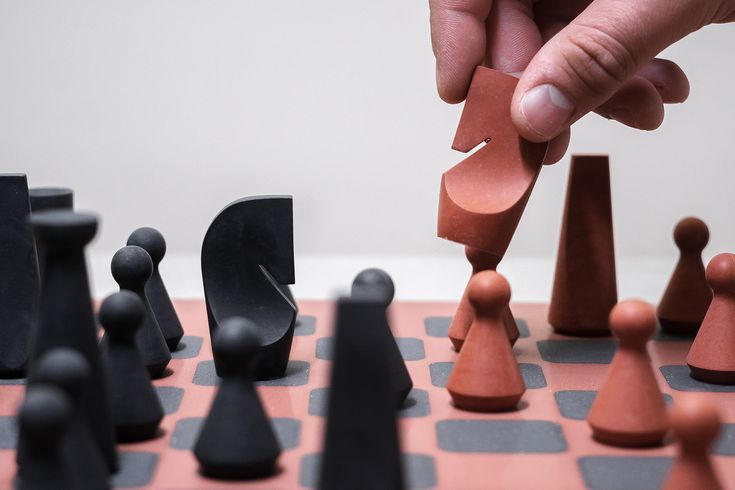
[
  {"left": 28, "top": 210, "right": 118, "bottom": 472},
  {"left": 318, "top": 297, "right": 405, "bottom": 490},
  {"left": 201, "top": 196, "right": 297, "bottom": 380},
  {"left": 351, "top": 268, "right": 413, "bottom": 407},
  {"left": 0, "top": 174, "right": 40, "bottom": 377},
  {"left": 127, "top": 227, "right": 184, "bottom": 350},
  {"left": 17, "top": 386, "right": 74, "bottom": 490},
  {"left": 108, "top": 245, "right": 171, "bottom": 379},
  {"left": 193, "top": 317, "right": 281, "bottom": 480},
  {"left": 29, "top": 187, "right": 74, "bottom": 275},
  {"left": 99, "top": 291, "right": 164, "bottom": 442},
  {"left": 30, "top": 349, "right": 110, "bottom": 490}
]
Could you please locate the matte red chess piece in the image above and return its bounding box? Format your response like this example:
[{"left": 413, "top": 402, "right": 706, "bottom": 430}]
[
  {"left": 587, "top": 299, "right": 668, "bottom": 447},
  {"left": 447, "top": 271, "right": 525, "bottom": 412},
  {"left": 657, "top": 217, "right": 712, "bottom": 336},
  {"left": 687, "top": 252, "right": 735, "bottom": 384},
  {"left": 448, "top": 246, "right": 519, "bottom": 351},
  {"left": 663, "top": 396, "right": 723, "bottom": 490}
]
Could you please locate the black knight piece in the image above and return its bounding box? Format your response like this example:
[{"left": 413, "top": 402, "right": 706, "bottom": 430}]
[
  {"left": 0, "top": 174, "right": 40, "bottom": 377},
  {"left": 201, "top": 196, "right": 297, "bottom": 380}
]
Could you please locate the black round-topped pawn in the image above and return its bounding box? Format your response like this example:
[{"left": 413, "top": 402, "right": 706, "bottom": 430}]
[
  {"left": 30, "top": 211, "right": 98, "bottom": 250},
  {"left": 35, "top": 348, "right": 90, "bottom": 398},
  {"left": 109, "top": 246, "right": 171, "bottom": 378},
  {"left": 99, "top": 291, "right": 164, "bottom": 442},
  {"left": 127, "top": 227, "right": 166, "bottom": 265},
  {"left": 194, "top": 317, "right": 281, "bottom": 480},
  {"left": 351, "top": 268, "right": 395, "bottom": 305},
  {"left": 29, "top": 187, "right": 74, "bottom": 212}
]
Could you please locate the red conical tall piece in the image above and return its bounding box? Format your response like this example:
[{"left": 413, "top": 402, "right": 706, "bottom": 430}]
[
  {"left": 687, "top": 253, "right": 735, "bottom": 384},
  {"left": 657, "top": 217, "right": 712, "bottom": 336},
  {"left": 448, "top": 247, "right": 520, "bottom": 351},
  {"left": 587, "top": 300, "right": 668, "bottom": 447},
  {"left": 447, "top": 271, "right": 525, "bottom": 412},
  {"left": 548, "top": 155, "right": 617, "bottom": 336}
]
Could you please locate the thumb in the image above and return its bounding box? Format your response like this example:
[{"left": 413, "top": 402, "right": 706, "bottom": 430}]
[{"left": 511, "top": 0, "right": 714, "bottom": 141}]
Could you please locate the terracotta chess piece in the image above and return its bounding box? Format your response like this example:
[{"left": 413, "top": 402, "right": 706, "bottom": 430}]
[
  {"left": 687, "top": 253, "right": 735, "bottom": 384},
  {"left": 658, "top": 217, "right": 712, "bottom": 336},
  {"left": 548, "top": 155, "right": 617, "bottom": 336},
  {"left": 448, "top": 246, "right": 520, "bottom": 351},
  {"left": 663, "top": 396, "right": 723, "bottom": 490},
  {"left": 447, "top": 271, "right": 525, "bottom": 412},
  {"left": 587, "top": 300, "right": 668, "bottom": 447}
]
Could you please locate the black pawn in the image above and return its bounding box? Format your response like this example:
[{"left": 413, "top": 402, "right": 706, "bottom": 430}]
[
  {"left": 99, "top": 291, "right": 165, "bottom": 441},
  {"left": 0, "top": 174, "right": 40, "bottom": 377},
  {"left": 17, "top": 386, "right": 74, "bottom": 490},
  {"left": 28, "top": 210, "right": 118, "bottom": 472},
  {"left": 194, "top": 317, "right": 281, "bottom": 480},
  {"left": 351, "top": 269, "right": 412, "bottom": 407},
  {"left": 32, "top": 349, "right": 109, "bottom": 490},
  {"left": 29, "top": 187, "right": 74, "bottom": 274},
  {"left": 109, "top": 246, "right": 171, "bottom": 379},
  {"left": 127, "top": 227, "right": 184, "bottom": 351},
  {"left": 318, "top": 297, "right": 404, "bottom": 490}
]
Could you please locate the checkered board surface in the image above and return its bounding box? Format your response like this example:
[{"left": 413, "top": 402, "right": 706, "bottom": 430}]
[{"left": 0, "top": 300, "right": 734, "bottom": 490}]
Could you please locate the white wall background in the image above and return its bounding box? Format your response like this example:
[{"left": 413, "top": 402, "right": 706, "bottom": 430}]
[{"left": 1, "top": 1, "right": 733, "bottom": 298}]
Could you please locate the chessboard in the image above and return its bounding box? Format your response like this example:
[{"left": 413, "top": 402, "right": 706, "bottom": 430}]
[{"left": 1, "top": 299, "right": 733, "bottom": 490}]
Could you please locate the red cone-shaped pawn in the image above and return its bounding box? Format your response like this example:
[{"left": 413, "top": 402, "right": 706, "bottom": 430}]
[
  {"left": 448, "top": 247, "right": 519, "bottom": 351},
  {"left": 657, "top": 217, "right": 712, "bottom": 336},
  {"left": 447, "top": 271, "right": 525, "bottom": 411},
  {"left": 663, "top": 396, "right": 723, "bottom": 490},
  {"left": 687, "top": 253, "right": 735, "bottom": 384},
  {"left": 587, "top": 300, "right": 668, "bottom": 447}
]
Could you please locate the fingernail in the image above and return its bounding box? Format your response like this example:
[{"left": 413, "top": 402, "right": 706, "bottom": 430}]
[{"left": 520, "top": 84, "right": 574, "bottom": 139}]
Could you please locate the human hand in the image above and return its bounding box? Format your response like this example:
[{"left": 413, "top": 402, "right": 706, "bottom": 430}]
[{"left": 429, "top": 0, "right": 735, "bottom": 163}]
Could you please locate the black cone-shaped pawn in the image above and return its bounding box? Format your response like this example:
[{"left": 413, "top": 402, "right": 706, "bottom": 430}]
[
  {"left": 28, "top": 210, "right": 117, "bottom": 472},
  {"left": 31, "top": 349, "right": 110, "bottom": 490},
  {"left": 99, "top": 291, "right": 164, "bottom": 442},
  {"left": 351, "top": 268, "right": 412, "bottom": 408},
  {"left": 127, "top": 227, "right": 184, "bottom": 350},
  {"left": 109, "top": 246, "right": 171, "bottom": 379},
  {"left": 194, "top": 317, "right": 281, "bottom": 480},
  {"left": 17, "top": 386, "right": 74, "bottom": 490},
  {"left": 318, "top": 297, "right": 405, "bottom": 490}
]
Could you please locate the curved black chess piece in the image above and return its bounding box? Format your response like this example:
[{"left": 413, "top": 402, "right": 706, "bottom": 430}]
[
  {"left": 0, "top": 174, "right": 40, "bottom": 377},
  {"left": 201, "top": 196, "right": 297, "bottom": 380}
]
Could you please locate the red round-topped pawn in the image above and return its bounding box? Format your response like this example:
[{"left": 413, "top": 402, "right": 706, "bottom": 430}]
[
  {"left": 673, "top": 217, "right": 709, "bottom": 253},
  {"left": 610, "top": 299, "right": 657, "bottom": 346}
]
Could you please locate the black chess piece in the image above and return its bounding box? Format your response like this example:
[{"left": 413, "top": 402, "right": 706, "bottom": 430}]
[
  {"left": 351, "top": 268, "right": 413, "bottom": 407},
  {"left": 318, "top": 297, "right": 405, "bottom": 490},
  {"left": 29, "top": 186, "right": 74, "bottom": 274},
  {"left": 29, "top": 349, "right": 110, "bottom": 490},
  {"left": 201, "top": 196, "right": 297, "bottom": 380},
  {"left": 99, "top": 291, "right": 165, "bottom": 442},
  {"left": 108, "top": 245, "right": 171, "bottom": 379},
  {"left": 127, "top": 227, "right": 184, "bottom": 351},
  {"left": 0, "top": 174, "right": 40, "bottom": 378},
  {"left": 193, "top": 317, "right": 281, "bottom": 479},
  {"left": 28, "top": 210, "right": 118, "bottom": 472},
  {"left": 17, "top": 386, "right": 74, "bottom": 490}
]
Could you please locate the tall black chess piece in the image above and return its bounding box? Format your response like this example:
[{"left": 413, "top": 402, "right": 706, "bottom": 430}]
[
  {"left": 28, "top": 210, "right": 118, "bottom": 472},
  {"left": 201, "top": 196, "right": 297, "bottom": 380},
  {"left": 29, "top": 187, "right": 74, "bottom": 277},
  {"left": 0, "top": 174, "right": 40, "bottom": 377}
]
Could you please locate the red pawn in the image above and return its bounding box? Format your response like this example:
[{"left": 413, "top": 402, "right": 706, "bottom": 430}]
[{"left": 447, "top": 271, "right": 525, "bottom": 412}]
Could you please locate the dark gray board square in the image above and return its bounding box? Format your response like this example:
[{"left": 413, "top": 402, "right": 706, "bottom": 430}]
[
  {"left": 0, "top": 378, "right": 25, "bottom": 385},
  {"left": 170, "top": 417, "right": 301, "bottom": 451},
  {"left": 423, "top": 316, "right": 530, "bottom": 338},
  {"left": 436, "top": 419, "right": 567, "bottom": 453},
  {"left": 555, "top": 390, "right": 673, "bottom": 420},
  {"left": 578, "top": 456, "right": 672, "bottom": 490},
  {"left": 308, "top": 388, "right": 430, "bottom": 418},
  {"left": 171, "top": 335, "right": 203, "bottom": 359},
  {"left": 660, "top": 365, "right": 735, "bottom": 392},
  {"left": 112, "top": 451, "right": 158, "bottom": 488},
  {"left": 193, "top": 360, "right": 310, "bottom": 387},
  {"left": 714, "top": 424, "right": 735, "bottom": 455},
  {"left": 295, "top": 315, "right": 317, "bottom": 336},
  {"left": 0, "top": 416, "right": 17, "bottom": 449},
  {"left": 316, "top": 337, "right": 425, "bottom": 361},
  {"left": 299, "top": 452, "right": 437, "bottom": 489},
  {"left": 537, "top": 339, "right": 616, "bottom": 364},
  {"left": 429, "top": 362, "right": 546, "bottom": 389},
  {"left": 653, "top": 328, "right": 693, "bottom": 342},
  {"left": 155, "top": 386, "right": 184, "bottom": 414}
]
